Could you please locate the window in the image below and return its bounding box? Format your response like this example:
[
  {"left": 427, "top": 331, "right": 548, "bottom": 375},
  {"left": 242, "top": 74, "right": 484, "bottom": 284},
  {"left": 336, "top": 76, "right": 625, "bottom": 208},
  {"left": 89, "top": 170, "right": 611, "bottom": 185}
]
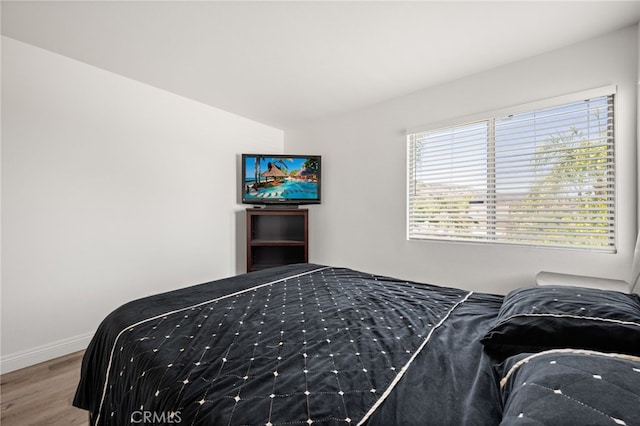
[{"left": 407, "top": 90, "right": 615, "bottom": 252}]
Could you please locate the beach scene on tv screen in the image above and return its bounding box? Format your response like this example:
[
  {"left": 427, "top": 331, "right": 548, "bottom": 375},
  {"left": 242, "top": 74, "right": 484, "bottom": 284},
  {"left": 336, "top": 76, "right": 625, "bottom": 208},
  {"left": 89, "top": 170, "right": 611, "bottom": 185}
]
[{"left": 244, "top": 156, "right": 319, "bottom": 200}]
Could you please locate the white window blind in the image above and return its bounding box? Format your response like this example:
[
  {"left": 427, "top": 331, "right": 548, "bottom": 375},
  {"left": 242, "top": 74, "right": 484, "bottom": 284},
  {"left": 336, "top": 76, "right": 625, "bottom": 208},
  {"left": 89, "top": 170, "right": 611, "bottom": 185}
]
[{"left": 407, "top": 92, "right": 615, "bottom": 251}]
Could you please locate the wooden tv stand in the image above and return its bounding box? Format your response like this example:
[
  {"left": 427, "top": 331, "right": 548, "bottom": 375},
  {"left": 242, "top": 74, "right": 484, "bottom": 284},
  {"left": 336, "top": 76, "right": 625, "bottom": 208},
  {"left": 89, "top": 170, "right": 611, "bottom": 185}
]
[{"left": 246, "top": 208, "right": 308, "bottom": 272}]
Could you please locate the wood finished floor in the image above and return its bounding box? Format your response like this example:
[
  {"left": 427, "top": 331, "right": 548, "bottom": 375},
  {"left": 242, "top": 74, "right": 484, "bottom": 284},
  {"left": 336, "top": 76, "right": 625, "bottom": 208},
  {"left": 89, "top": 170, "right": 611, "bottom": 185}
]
[{"left": 0, "top": 351, "right": 89, "bottom": 425}]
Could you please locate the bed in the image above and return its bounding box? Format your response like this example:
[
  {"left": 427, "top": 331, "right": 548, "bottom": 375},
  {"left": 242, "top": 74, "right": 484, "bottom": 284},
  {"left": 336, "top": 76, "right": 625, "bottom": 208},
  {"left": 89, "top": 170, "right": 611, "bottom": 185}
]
[{"left": 73, "top": 264, "right": 640, "bottom": 425}]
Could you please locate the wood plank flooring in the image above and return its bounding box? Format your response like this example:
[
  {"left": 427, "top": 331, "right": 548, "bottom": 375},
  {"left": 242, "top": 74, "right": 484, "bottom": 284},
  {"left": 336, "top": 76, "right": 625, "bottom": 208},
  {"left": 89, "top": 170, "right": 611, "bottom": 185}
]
[{"left": 0, "top": 351, "right": 89, "bottom": 425}]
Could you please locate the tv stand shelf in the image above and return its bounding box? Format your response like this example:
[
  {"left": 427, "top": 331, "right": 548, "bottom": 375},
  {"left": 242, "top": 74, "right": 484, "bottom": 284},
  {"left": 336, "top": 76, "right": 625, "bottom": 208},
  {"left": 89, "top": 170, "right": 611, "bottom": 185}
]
[{"left": 246, "top": 208, "right": 308, "bottom": 272}]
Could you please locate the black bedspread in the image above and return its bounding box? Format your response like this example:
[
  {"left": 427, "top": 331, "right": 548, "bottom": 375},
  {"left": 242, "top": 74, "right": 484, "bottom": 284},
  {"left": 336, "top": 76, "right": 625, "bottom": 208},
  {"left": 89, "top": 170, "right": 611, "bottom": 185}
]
[{"left": 74, "top": 264, "right": 504, "bottom": 425}]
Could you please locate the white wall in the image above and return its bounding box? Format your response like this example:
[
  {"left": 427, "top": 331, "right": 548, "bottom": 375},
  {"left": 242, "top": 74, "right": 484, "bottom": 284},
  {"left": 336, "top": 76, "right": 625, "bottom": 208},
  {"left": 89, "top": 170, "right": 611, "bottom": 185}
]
[
  {"left": 286, "top": 25, "right": 638, "bottom": 295},
  {"left": 1, "top": 37, "right": 284, "bottom": 372}
]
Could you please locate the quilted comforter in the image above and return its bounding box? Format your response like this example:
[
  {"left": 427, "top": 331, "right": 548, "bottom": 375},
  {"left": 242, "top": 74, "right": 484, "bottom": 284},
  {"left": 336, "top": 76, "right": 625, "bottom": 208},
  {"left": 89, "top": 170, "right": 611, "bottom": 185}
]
[{"left": 74, "top": 264, "right": 640, "bottom": 425}]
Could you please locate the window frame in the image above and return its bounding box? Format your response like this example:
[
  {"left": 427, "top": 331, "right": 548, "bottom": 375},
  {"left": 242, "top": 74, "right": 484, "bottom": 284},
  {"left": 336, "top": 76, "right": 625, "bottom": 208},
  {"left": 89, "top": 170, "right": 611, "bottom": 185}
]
[{"left": 406, "top": 86, "right": 617, "bottom": 252}]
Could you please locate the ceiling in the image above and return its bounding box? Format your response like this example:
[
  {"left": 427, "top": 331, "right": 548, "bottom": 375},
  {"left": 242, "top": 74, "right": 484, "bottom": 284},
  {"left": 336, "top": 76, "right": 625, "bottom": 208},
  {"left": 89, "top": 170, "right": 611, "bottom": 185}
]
[{"left": 2, "top": 1, "right": 640, "bottom": 129}]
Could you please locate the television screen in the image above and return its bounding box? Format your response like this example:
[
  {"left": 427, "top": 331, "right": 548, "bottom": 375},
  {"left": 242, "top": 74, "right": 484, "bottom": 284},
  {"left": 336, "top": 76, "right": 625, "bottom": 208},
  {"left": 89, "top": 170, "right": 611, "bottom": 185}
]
[{"left": 242, "top": 154, "right": 321, "bottom": 205}]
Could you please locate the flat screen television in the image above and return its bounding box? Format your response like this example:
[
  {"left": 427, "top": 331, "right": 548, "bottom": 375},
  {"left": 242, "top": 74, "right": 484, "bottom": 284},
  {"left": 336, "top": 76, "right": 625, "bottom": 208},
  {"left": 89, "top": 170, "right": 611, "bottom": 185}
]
[{"left": 241, "top": 154, "right": 321, "bottom": 206}]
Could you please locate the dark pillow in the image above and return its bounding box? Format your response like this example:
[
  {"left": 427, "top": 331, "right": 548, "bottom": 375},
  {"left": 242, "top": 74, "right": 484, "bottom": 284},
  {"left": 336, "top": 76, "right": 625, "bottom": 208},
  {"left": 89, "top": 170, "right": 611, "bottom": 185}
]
[
  {"left": 481, "top": 286, "right": 640, "bottom": 358},
  {"left": 497, "top": 349, "right": 640, "bottom": 426}
]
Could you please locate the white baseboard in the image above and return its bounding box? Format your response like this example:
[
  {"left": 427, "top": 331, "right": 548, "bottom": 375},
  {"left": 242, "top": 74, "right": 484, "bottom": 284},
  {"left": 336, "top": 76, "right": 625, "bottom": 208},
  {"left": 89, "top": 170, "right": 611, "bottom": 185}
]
[{"left": 1, "top": 332, "right": 94, "bottom": 374}]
